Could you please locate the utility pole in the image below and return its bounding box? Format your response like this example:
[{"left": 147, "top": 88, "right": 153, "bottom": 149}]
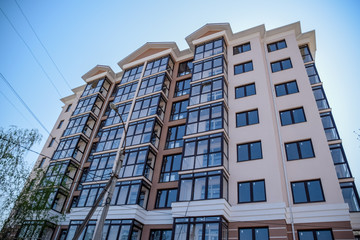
[{"left": 73, "top": 103, "right": 127, "bottom": 240}]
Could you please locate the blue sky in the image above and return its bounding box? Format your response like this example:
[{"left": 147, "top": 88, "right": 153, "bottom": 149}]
[{"left": 0, "top": 0, "right": 359, "bottom": 187}]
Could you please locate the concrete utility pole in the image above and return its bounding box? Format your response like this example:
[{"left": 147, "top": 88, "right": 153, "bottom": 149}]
[{"left": 73, "top": 103, "right": 127, "bottom": 240}]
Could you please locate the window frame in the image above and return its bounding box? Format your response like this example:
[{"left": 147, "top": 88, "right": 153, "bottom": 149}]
[
  {"left": 239, "top": 227, "right": 269, "bottom": 240},
  {"left": 150, "top": 229, "right": 172, "bottom": 240},
  {"left": 159, "top": 154, "right": 182, "bottom": 183},
  {"left": 113, "top": 81, "right": 138, "bottom": 103},
  {"left": 235, "top": 83, "right": 256, "bottom": 99},
  {"left": 275, "top": 80, "right": 299, "bottom": 97},
  {"left": 305, "top": 63, "right": 321, "bottom": 84},
  {"left": 177, "top": 60, "right": 193, "bottom": 77},
  {"left": 340, "top": 182, "right": 360, "bottom": 212},
  {"left": 291, "top": 179, "right": 325, "bottom": 204},
  {"left": 271, "top": 58, "right": 293, "bottom": 73},
  {"left": 234, "top": 61, "right": 253, "bottom": 75},
  {"left": 144, "top": 55, "right": 174, "bottom": 77},
  {"left": 192, "top": 56, "right": 227, "bottom": 82},
  {"left": 329, "top": 143, "right": 352, "bottom": 179},
  {"left": 174, "top": 78, "right": 191, "bottom": 97},
  {"left": 236, "top": 109, "right": 259, "bottom": 127},
  {"left": 121, "top": 64, "right": 144, "bottom": 84},
  {"left": 165, "top": 124, "right": 186, "bottom": 149},
  {"left": 237, "top": 141, "right": 263, "bottom": 162},
  {"left": 312, "top": 85, "right": 329, "bottom": 110},
  {"left": 285, "top": 139, "right": 315, "bottom": 161},
  {"left": 267, "top": 39, "right": 287, "bottom": 52},
  {"left": 238, "top": 180, "right": 266, "bottom": 203},
  {"left": 279, "top": 107, "right": 306, "bottom": 126},
  {"left": 194, "top": 37, "right": 227, "bottom": 61},
  {"left": 137, "top": 73, "right": 170, "bottom": 97},
  {"left": 170, "top": 99, "right": 189, "bottom": 121},
  {"left": 155, "top": 188, "right": 178, "bottom": 209},
  {"left": 233, "top": 42, "right": 251, "bottom": 55},
  {"left": 189, "top": 76, "right": 228, "bottom": 106},
  {"left": 299, "top": 45, "right": 313, "bottom": 63},
  {"left": 320, "top": 112, "right": 339, "bottom": 141},
  {"left": 298, "top": 229, "right": 334, "bottom": 240}
]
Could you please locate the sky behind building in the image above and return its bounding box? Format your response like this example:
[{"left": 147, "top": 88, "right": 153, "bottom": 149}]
[{"left": 0, "top": 0, "right": 359, "bottom": 187}]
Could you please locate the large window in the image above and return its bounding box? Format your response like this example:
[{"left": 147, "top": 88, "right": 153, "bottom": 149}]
[
  {"left": 174, "top": 78, "right": 191, "bottom": 97},
  {"left": 267, "top": 40, "right": 287, "bottom": 52},
  {"left": 305, "top": 63, "right": 321, "bottom": 84},
  {"left": 138, "top": 73, "right": 170, "bottom": 97},
  {"left": 131, "top": 94, "right": 166, "bottom": 120},
  {"left": 121, "top": 64, "right": 143, "bottom": 84},
  {"left": 299, "top": 45, "right": 313, "bottom": 63},
  {"left": 285, "top": 139, "right": 314, "bottom": 161},
  {"left": 52, "top": 136, "right": 87, "bottom": 161},
  {"left": 238, "top": 180, "right": 266, "bottom": 203},
  {"left": 85, "top": 152, "right": 116, "bottom": 182},
  {"left": 237, "top": 141, "right": 262, "bottom": 162},
  {"left": 170, "top": 100, "right": 188, "bottom": 121},
  {"left": 18, "top": 221, "right": 55, "bottom": 240},
  {"left": 182, "top": 133, "right": 228, "bottom": 170},
  {"left": 125, "top": 118, "right": 161, "bottom": 148},
  {"left": 150, "top": 230, "right": 172, "bottom": 240},
  {"left": 160, "top": 154, "right": 182, "bottom": 182},
  {"left": 189, "top": 76, "right": 228, "bottom": 105},
  {"left": 81, "top": 77, "right": 111, "bottom": 98},
  {"left": 298, "top": 229, "right": 333, "bottom": 240},
  {"left": 104, "top": 101, "right": 131, "bottom": 126},
  {"left": 330, "top": 144, "right": 352, "bottom": 179},
  {"left": 95, "top": 125, "right": 124, "bottom": 152},
  {"left": 312, "top": 85, "right": 329, "bottom": 110},
  {"left": 233, "top": 42, "right": 251, "bottom": 55},
  {"left": 186, "top": 102, "right": 228, "bottom": 135},
  {"left": 178, "top": 60, "right": 193, "bottom": 77},
  {"left": 44, "top": 160, "right": 77, "bottom": 190},
  {"left": 275, "top": 80, "right": 298, "bottom": 97},
  {"left": 165, "top": 125, "right": 186, "bottom": 149},
  {"left": 280, "top": 107, "right": 306, "bottom": 126},
  {"left": 320, "top": 112, "right": 339, "bottom": 141},
  {"left": 192, "top": 56, "right": 227, "bottom": 81},
  {"left": 63, "top": 114, "right": 96, "bottom": 138},
  {"left": 234, "top": 61, "right": 253, "bottom": 75},
  {"left": 155, "top": 188, "right": 178, "bottom": 208},
  {"left": 236, "top": 109, "right": 259, "bottom": 127},
  {"left": 113, "top": 81, "right": 138, "bottom": 103},
  {"left": 178, "top": 170, "right": 227, "bottom": 201},
  {"left": 239, "top": 227, "right": 269, "bottom": 240},
  {"left": 340, "top": 182, "right": 360, "bottom": 212},
  {"left": 77, "top": 183, "right": 105, "bottom": 207},
  {"left": 235, "top": 83, "right": 256, "bottom": 99},
  {"left": 110, "top": 180, "right": 149, "bottom": 208},
  {"left": 291, "top": 179, "right": 325, "bottom": 204},
  {"left": 144, "top": 55, "right": 174, "bottom": 77},
  {"left": 194, "top": 38, "right": 226, "bottom": 61},
  {"left": 72, "top": 94, "right": 103, "bottom": 117},
  {"left": 173, "top": 216, "right": 228, "bottom": 240},
  {"left": 271, "top": 58, "right": 292, "bottom": 72}
]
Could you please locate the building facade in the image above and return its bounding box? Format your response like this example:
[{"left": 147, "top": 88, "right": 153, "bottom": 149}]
[{"left": 22, "top": 22, "right": 360, "bottom": 240}]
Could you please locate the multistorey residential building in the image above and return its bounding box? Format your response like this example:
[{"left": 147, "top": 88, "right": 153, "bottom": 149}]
[{"left": 20, "top": 22, "right": 360, "bottom": 240}]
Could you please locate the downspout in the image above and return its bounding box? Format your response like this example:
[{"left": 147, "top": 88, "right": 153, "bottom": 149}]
[{"left": 263, "top": 34, "right": 296, "bottom": 240}]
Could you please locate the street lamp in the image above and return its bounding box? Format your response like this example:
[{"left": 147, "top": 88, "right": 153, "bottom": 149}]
[{"left": 73, "top": 103, "right": 127, "bottom": 240}]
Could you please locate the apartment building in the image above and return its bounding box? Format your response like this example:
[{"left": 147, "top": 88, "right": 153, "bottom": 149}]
[{"left": 19, "top": 22, "right": 360, "bottom": 240}]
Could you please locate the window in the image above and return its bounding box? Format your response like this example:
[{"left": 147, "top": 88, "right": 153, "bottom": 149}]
[
  {"left": 57, "top": 120, "right": 64, "bottom": 129},
  {"left": 291, "top": 179, "right": 325, "bottom": 203},
  {"left": 63, "top": 114, "right": 96, "bottom": 137},
  {"left": 113, "top": 81, "right": 138, "bottom": 103},
  {"left": 186, "top": 102, "right": 228, "bottom": 135},
  {"left": 150, "top": 229, "right": 172, "bottom": 240},
  {"left": 298, "top": 229, "right": 333, "bottom": 240},
  {"left": 179, "top": 170, "right": 227, "bottom": 201},
  {"left": 144, "top": 55, "right": 174, "bottom": 77},
  {"left": 340, "top": 182, "right": 360, "bottom": 212},
  {"left": 330, "top": 144, "right": 352, "bottom": 179},
  {"left": 165, "top": 125, "right": 186, "bottom": 149},
  {"left": 299, "top": 45, "right": 313, "bottom": 63},
  {"left": 155, "top": 189, "right": 178, "bottom": 208},
  {"left": 18, "top": 221, "right": 55, "bottom": 240},
  {"left": 85, "top": 152, "right": 116, "bottom": 182},
  {"left": 237, "top": 141, "right": 262, "bottom": 162},
  {"left": 233, "top": 42, "right": 251, "bottom": 55},
  {"left": 305, "top": 63, "right": 321, "bottom": 84},
  {"left": 77, "top": 183, "right": 105, "bottom": 207},
  {"left": 125, "top": 118, "right": 161, "bottom": 148},
  {"left": 235, "top": 83, "right": 256, "bottom": 98},
  {"left": 104, "top": 101, "right": 131, "bottom": 126},
  {"left": 39, "top": 157, "right": 46, "bottom": 168},
  {"left": 192, "top": 56, "right": 227, "bottom": 82},
  {"left": 170, "top": 100, "right": 188, "bottom": 121},
  {"left": 182, "top": 133, "right": 228, "bottom": 170},
  {"left": 131, "top": 94, "right": 165, "bottom": 120},
  {"left": 72, "top": 94, "right": 103, "bottom": 117},
  {"left": 189, "top": 76, "right": 228, "bottom": 105},
  {"left": 174, "top": 78, "right": 191, "bottom": 97},
  {"left": 138, "top": 73, "right": 170, "bottom": 97},
  {"left": 320, "top": 112, "right": 339, "bottom": 141},
  {"left": 65, "top": 220, "right": 96, "bottom": 240},
  {"left": 285, "top": 139, "right": 314, "bottom": 161},
  {"left": 194, "top": 38, "right": 226, "bottom": 60},
  {"left": 110, "top": 180, "right": 149, "bottom": 208},
  {"left": 271, "top": 58, "right": 292, "bottom": 72},
  {"left": 236, "top": 109, "right": 259, "bottom": 127},
  {"left": 234, "top": 61, "right": 253, "bottom": 75},
  {"left": 267, "top": 39, "right": 287, "bottom": 52},
  {"left": 48, "top": 138, "right": 55, "bottom": 147},
  {"left": 275, "top": 80, "right": 298, "bottom": 97},
  {"left": 312, "top": 85, "right": 329, "bottom": 110},
  {"left": 95, "top": 125, "right": 123, "bottom": 152},
  {"left": 239, "top": 227, "right": 269, "bottom": 240},
  {"left": 81, "top": 77, "right": 111, "bottom": 98},
  {"left": 160, "top": 154, "right": 182, "bottom": 182},
  {"left": 65, "top": 104, "right": 72, "bottom": 112},
  {"left": 178, "top": 60, "right": 193, "bottom": 77},
  {"left": 52, "top": 136, "right": 87, "bottom": 161},
  {"left": 238, "top": 180, "right": 266, "bottom": 203},
  {"left": 44, "top": 161, "right": 77, "bottom": 190},
  {"left": 121, "top": 64, "right": 143, "bottom": 84},
  {"left": 280, "top": 107, "right": 306, "bottom": 126}
]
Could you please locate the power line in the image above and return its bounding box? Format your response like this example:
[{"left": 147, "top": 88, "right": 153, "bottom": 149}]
[
  {"left": 0, "top": 7, "right": 62, "bottom": 98},
  {"left": 0, "top": 89, "right": 30, "bottom": 123},
  {"left": 14, "top": 0, "right": 72, "bottom": 91}
]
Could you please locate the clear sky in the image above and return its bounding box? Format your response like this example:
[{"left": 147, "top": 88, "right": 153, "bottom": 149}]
[{"left": 0, "top": 0, "right": 359, "bottom": 187}]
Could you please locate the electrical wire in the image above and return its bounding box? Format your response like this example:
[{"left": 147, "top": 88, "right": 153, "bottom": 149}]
[
  {"left": 0, "top": 89, "right": 30, "bottom": 123},
  {"left": 0, "top": 7, "right": 62, "bottom": 98}
]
